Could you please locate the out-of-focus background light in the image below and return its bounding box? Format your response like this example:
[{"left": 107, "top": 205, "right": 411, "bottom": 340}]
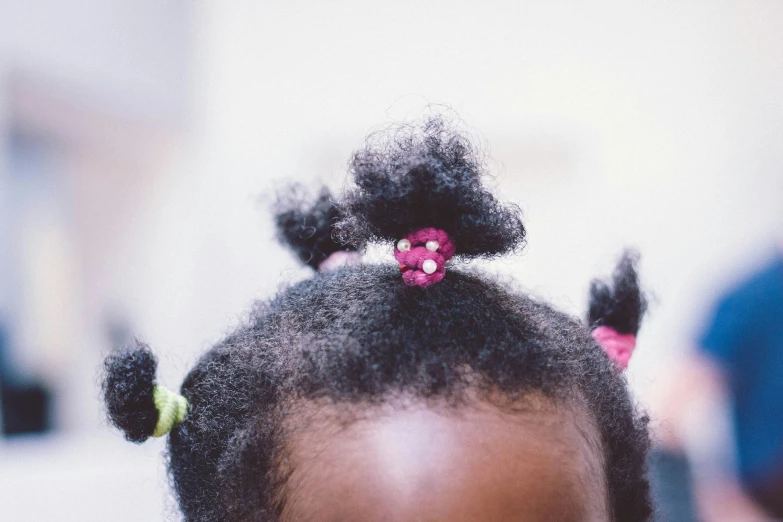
[{"left": 0, "top": 1, "right": 781, "bottom": 520}]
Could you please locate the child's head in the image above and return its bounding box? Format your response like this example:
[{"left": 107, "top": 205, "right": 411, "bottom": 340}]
[{"left": 104, "top": 117, "right": 651, "bottom": 521}]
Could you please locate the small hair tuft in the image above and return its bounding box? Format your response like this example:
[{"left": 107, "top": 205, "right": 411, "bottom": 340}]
[{"left": 274, "top": 185, "right": 354, "bottom": 269}]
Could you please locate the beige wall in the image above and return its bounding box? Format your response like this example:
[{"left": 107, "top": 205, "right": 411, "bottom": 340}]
[{"left": 0, "top": 2, "right": 188, "bottom": 521}]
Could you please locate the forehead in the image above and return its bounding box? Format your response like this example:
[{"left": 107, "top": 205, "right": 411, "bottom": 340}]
[{"left": 280, "top": 397, "right": 608, "bottom": 522}]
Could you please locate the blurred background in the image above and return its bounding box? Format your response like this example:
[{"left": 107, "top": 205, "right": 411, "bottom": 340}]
[{"left": 1, "top": 1, "right": 782, "bottom": 520}]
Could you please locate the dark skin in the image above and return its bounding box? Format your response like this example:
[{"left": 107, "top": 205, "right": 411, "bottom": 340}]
[{"left": 280, "top": 395, "right": 609, "bottom": 522}]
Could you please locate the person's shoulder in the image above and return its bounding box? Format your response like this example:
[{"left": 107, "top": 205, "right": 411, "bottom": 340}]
[{"left": 724, "top": 255, "right": 783, "bottom": 308}]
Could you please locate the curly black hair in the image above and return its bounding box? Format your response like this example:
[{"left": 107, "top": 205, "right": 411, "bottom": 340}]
[
  {"left": 588, "top": 250, "right": 648, "bottom": 335},
  {"left": 274, "top": 186, "right": 355, "bottom": 269},
  {"left": 337, "top": 117, "right": 526, "bottom": 257},
  {"left": 103, "top": 116, "right": 652, "bottom": 522}
]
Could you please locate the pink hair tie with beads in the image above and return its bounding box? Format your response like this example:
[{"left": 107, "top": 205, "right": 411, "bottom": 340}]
[
  {"left": 394, "top": 228, "right": 456, "bottom": 287},
  {"left": 591, "top": 326, "right": 637, "bottom": 371}
]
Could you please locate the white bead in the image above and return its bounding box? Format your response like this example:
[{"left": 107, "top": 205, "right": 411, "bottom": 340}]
[
  {"left": 425, "top": 240, "right": 439, "bottom": 252},
  {"left": 422, "top": 259, "right": 438, "bottom": 274},
  {"left": 397, "top": 239, "right": 411, "bottom": 252}
]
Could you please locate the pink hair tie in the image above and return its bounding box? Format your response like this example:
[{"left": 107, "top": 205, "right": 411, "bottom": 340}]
[
  {"left": 591, "top": 326, "right": 637, "bottom": 371},
  {"left": 394, "top": 228, "right": 456, "bottom": 287},
  {"left": 318, "top": 250, "right": 361, "bottom": 272}
]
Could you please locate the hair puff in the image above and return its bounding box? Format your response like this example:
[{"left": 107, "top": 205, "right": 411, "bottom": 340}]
[
  {"left": 336, "top": 116, "right": 526, "bottom": 258},
  {"left": 103, "top": 340, "right": 159, "bottom": 443},
  {"left": 588, "top": 250, "right": 648, "bottom": 335},
  {"left": 275, "top": 185, "right": 354, "bottom": 269}
]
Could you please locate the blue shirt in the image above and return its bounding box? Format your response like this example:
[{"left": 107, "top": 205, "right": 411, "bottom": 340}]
[{"left": 700, "top": 254, "right": 783, "bottom": 485}]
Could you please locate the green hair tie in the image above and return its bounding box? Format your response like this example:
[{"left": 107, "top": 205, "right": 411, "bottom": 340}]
[{"left": 152, "top": 385, "right": 188, "bottom": 437}]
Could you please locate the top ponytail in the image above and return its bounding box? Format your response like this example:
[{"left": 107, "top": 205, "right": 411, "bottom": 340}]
[{"left": 336, "top": 116, "right": 526, "bottom": 259}]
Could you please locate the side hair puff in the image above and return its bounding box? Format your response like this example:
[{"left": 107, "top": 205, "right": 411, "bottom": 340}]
[
  {"left": 587, "top": 250, "right": 648, "bottom": 370},
  {"left": 103, "top": 340, "right": 188, "bottom": 442}
]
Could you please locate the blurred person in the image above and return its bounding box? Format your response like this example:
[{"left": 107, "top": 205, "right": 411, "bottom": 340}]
[
  {"left": 648, "top": 448, "right": 700, "bottom": 522},
  {"left": 101, "top": 117, "right": 654, "bottom": 521},
  {"left": 655, "top": 249, "right": 783, "bottom": 521},
  {"left": 0, "top": 325, "right": 52, "bottom": 436}
]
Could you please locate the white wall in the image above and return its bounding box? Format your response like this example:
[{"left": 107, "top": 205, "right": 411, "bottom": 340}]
[
  {"left": 127, "top": 0, "right": 783, "bottom": 395},
  {"left": 0, "top": 0, "right": 189, "bottom": 117}
]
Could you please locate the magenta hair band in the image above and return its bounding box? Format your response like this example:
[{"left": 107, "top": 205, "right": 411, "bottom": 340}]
[
  {"left": 591, "top": 326, "right": 637, "bottom": 371},
  {"left": 393, "top": 227, "right": 456, "bottom": 288}
]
